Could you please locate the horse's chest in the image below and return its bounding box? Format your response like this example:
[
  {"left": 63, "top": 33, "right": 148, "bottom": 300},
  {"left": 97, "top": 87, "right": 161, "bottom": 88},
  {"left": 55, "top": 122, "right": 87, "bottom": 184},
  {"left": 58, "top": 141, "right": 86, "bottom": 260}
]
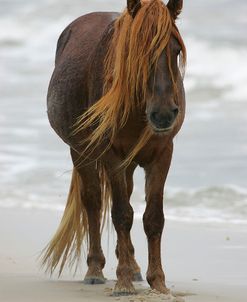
[{"left": 112, "top": 131, "right": 170, "bottom": 166}]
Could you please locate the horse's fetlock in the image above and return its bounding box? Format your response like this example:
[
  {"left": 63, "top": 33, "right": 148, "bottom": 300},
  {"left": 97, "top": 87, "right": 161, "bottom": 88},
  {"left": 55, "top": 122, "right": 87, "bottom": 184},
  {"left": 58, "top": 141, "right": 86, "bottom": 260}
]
[
  {"left": 146, "top": 270, "right": 165, "bottom": 286},
  {"left": 117, "top": 264, "right": 133, "bottom": 279},
  {"left": 87, "top": 252, "right": 105, "bottom": 268}
]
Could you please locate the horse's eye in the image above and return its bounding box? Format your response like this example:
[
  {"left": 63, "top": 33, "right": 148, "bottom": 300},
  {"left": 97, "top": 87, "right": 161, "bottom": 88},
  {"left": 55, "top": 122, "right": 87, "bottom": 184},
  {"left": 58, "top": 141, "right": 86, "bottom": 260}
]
[
  {"left": 173, "top": 39, "right": 182, "bottom": 56},
  {"left": 176, "top": 46, "right": 182, "bottom": 56}
]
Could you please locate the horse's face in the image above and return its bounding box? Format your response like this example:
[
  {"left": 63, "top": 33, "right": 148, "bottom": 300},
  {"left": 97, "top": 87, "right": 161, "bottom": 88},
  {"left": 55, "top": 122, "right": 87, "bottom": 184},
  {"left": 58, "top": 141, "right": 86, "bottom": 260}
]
[
  {"left": 126, "top": 0, "right": 184, "bottom": 134},
  {"left": 146, "top": 36, "right": 183, "bottom": 134}
]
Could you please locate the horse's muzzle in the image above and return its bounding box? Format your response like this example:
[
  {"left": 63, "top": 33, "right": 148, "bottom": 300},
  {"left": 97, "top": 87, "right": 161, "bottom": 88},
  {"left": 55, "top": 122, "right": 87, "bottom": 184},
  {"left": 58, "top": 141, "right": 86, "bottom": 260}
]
[{"left": 149, "top": 107, "right": 179, "bottom": 133}]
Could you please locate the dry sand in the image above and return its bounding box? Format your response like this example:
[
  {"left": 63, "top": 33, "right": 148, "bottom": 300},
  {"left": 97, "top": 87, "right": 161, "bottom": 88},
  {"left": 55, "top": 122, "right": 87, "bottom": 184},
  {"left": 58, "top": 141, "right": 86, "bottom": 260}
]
[{"left": 0, "top": 208, "right": 246, "bottom": 302}]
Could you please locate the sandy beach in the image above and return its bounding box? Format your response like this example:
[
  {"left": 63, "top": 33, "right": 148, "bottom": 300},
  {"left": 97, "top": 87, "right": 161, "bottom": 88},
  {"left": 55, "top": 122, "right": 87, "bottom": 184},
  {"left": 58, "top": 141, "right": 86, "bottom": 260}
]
[{"left": 0, "top": 207, "right": 246, "bottom": 302}]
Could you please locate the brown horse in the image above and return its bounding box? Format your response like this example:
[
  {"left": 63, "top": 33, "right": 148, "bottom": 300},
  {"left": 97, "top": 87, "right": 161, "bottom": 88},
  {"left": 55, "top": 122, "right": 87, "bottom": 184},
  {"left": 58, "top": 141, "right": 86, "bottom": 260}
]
[{"left": 42, "top": 0, "right": 186, "bottom": 296}]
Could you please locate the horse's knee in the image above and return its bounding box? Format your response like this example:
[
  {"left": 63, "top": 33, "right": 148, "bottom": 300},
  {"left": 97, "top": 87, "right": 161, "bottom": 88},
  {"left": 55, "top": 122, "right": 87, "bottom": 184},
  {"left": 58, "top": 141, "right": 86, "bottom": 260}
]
[
  {"left": 112, "top": 203, "right": 133, "bottom": 232},
  {"left": 143, "top": 205, "right": 164, "bottom": 238}
]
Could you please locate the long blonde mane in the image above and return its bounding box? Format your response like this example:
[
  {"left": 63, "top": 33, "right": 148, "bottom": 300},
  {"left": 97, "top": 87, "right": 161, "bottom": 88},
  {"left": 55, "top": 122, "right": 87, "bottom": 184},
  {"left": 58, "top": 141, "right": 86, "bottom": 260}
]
[{"left": 74, "top": 0, "right": 186, "bottom": 166}]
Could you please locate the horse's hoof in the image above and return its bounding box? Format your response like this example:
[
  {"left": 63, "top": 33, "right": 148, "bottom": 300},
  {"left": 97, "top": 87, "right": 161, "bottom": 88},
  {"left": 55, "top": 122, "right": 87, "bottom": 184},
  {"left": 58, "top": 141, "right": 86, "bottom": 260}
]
[
  {"left": 83, "top": 276, "right": 106, "bottom": 285},
  {"left": 133, "top": 272, "right": 143, "bottom": 282},
  {"left": 151, "top": 285, "right": 171, "bottom": 295},
  {"left": 112, "top": 290, "right": 136, "bottom": 296},
  {"left": 112, "top": 283, "right": 136, "bottom": 296}
]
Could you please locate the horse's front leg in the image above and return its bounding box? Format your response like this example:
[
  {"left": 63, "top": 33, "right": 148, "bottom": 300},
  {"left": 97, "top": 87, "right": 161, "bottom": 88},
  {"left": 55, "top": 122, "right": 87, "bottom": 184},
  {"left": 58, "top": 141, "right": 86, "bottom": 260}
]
[
  {"left": 105, "top": 160, "right": 136, "bottom": 295},
  {"left": 143, "top": 143, "right": 173, "bottom": 294},
  {"left": 115, "top": 162, "right": 143, "bottom": 282}
]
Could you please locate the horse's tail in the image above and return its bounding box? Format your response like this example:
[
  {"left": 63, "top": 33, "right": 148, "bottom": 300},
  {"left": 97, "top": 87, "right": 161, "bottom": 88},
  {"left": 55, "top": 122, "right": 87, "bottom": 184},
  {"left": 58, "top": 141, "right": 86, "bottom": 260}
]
[{"left": 41, "top": 165, "right": 111, "bottom": 276}]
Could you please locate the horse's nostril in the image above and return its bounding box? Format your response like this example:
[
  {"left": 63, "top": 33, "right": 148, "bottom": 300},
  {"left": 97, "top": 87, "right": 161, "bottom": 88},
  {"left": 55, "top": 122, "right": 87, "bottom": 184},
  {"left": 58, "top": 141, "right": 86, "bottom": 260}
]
[
  {"left": 172, "top": 107, "right": 179, "bottom": 118},
  {"left": 150, "top": 108, "right": 178, "bottom": 130},
  {"left": 150, "top": 111, "right": 160, "bottom": 123}
]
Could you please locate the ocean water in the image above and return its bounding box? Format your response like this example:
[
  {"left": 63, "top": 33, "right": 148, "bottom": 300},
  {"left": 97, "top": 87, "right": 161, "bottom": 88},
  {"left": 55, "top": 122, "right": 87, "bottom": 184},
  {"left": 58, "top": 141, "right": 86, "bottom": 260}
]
[{"left": 0, "top": 0, "right": 247, "bottom": 225}]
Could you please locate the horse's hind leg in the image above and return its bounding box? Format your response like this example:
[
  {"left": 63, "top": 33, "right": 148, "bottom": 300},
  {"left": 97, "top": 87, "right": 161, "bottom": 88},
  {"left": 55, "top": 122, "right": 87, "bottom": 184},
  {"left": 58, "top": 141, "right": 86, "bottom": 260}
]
[
  {"left": 115, "top": 163, "right": 143, "bottom": 282},
  {"left": 71, "top": 150, "right": 106, "bottom": 284}
]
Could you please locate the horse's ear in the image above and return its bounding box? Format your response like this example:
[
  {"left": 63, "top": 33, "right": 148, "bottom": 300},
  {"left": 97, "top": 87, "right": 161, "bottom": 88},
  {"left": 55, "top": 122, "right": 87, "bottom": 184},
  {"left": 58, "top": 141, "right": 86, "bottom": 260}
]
[
  {"left": 167, "top": 0, "right": 183, "bottom": 20},
  {"left": 127, "top": 0, "right": 142, "bottom": 18}
]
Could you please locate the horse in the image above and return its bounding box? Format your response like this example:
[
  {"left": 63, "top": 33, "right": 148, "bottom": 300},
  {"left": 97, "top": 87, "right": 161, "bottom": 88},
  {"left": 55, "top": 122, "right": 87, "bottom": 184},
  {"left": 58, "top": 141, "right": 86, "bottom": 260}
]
[{"left": 42, "top": 0, "right": 186, "bottom": 296}]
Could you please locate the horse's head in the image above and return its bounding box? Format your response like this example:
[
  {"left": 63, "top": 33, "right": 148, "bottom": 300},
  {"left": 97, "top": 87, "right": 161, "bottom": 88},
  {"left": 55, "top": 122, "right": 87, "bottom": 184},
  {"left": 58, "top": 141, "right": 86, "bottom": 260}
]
[
  {"left": 127, "top": 0, "right": 186, "bottom": 134},
  {"left": 145, "top": 36, "right": 184, "bottom": 134}
]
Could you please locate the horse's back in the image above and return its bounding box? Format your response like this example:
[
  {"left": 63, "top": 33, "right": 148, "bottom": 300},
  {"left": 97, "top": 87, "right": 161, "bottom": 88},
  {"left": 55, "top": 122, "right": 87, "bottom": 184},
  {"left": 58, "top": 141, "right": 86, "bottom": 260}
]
[
  {"left": 47, "top": 12, "right": 118, "bottom": 143},
  {"left": 54, "top": 12, "right": 117, "bottom": 66}
]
